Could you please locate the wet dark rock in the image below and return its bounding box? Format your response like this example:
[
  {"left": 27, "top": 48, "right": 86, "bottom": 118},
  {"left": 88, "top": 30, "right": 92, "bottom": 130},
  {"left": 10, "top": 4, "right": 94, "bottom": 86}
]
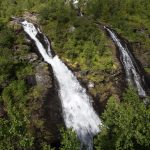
[{"left": 26, "top": 75, "right": 36, "bottom": 86}]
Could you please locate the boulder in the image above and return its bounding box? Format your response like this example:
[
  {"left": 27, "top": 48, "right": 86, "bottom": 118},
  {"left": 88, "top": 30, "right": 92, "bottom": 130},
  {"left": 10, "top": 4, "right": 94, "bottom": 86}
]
[
  {"left": 35, "top": 62, "right": 53, "bottom": 89},
  {"left": 26, "top": 75, "right": 36, "bottom": 86},
  {"left": 88, "top": 82, "right": 95, "bottom": 88},
  {"left": 28, "top": 53, "right": 39, "bottom": 63},
  {"left": 18, "top": 53, "right": 38, "bottom": 63},
  {"left": 9, "top": 21, "right": 22, "bottom": 30}
]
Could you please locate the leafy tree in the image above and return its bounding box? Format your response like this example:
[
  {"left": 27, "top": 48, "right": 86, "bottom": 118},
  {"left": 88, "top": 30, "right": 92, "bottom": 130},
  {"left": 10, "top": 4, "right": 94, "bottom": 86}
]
[
  {"left": 1, "top": 80, "right": 34, "bottom": 149},
  {"left": 60, "top": 128, "right": 80, "bottom": 150},
  {"left": 0, "top": 27, "right": 15, "bottom": 48},
  {"left": 94, "top": 88, "right": 150, "bottom": 150},
  {"left": 41, "top": 142, "right": 55, "bottom": 150}
]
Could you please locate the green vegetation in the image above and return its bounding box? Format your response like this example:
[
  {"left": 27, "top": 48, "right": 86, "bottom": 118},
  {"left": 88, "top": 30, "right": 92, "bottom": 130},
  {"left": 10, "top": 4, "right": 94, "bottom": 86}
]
[
  {"left": 38, "top": 0, "right": 113, "bottom": 72},
  {"left": 0, "top": 22, "right": 34, "bottom": 149},
  {"left": 94, "top": 88, "right": 150, "bottom": 150},
  {"left": 0, "top": 0, "right": 150, "bottom": 150},
  {"left": 85, "top": 0, "right": 150, "bottom": 71},
  {"left": 60, "top": 128, "right": 80, "bottom": 150},
  {"left": 37, "top": 0, "right": 118, "bottom": 101}
]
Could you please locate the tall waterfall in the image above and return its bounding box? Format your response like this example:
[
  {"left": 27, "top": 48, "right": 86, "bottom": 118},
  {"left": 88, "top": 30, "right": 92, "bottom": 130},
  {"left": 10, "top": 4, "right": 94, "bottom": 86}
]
[
  {"left": 105, "top": 27, "right": 146, "bottom": 97},
  {"left": 21, "top": 20, "right": 101, "bottom": 149}
]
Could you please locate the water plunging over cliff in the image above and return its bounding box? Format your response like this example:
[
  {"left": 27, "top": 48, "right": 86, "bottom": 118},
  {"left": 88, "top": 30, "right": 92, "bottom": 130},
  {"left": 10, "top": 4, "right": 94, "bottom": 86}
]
[
  {"left": 105, "top": 27, "right": 146, "bottom": 97},
  {"left": 21, "top": 20, "right": 101, "bottom": 149}
]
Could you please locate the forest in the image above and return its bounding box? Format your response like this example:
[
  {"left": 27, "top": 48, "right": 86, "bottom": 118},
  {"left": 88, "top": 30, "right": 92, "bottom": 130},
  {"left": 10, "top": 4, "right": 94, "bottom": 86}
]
[{"left": 0, "top": 0, "right": 150, "bottom": 150}]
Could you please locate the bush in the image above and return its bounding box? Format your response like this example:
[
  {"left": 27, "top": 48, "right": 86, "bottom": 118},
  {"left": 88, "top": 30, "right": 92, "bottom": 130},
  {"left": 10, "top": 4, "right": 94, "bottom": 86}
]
[
  {"left": 0, "top": 27, "right": 15, "bottom": 48},
  {"left": 60, "top": 128, "right": 80, "bottom": 150},
  {"left": 94, "top": 88, "right": 150, "bottom": 150}
]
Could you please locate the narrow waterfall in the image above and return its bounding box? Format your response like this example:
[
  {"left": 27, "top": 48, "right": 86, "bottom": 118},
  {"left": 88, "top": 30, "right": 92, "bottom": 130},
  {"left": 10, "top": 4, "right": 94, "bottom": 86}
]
[
  {"left": 105, "top": 27, "right": 146, "bottom": 97},
  {"left": 21, "top": 20, "right": 101, "bottom": 149},
  {"left": 72, "top": 0, "right": 83, "bottom": 16}
]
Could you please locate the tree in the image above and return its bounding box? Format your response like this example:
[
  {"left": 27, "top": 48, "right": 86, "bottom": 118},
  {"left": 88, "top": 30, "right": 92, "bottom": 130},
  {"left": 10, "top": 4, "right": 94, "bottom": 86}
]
[
  {"left": 0, "top": 27, "right": 15, "bottom": 48},
  {"left": 60, "top": 128, "right": 80, "bottom": 150},
  {"left": 94, "top": 88, "right": 150, "bottom": 150}
]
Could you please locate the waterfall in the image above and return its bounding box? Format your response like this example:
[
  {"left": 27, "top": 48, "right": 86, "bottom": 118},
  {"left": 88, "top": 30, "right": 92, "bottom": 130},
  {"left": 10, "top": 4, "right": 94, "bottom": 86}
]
[
  {"left": 105, "top": 27, "right": 146, "bottom": 97},
  {"left": 69, "top": 0, "right": 83, "bottom": 16},
  {"left": 21, "top": 20, "right": 101, "bottom": 149}
]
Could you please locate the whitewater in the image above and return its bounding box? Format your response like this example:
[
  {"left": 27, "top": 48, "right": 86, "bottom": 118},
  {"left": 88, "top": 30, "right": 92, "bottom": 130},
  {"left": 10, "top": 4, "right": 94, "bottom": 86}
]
[
  {"left": 105, "top": 27, "right": 146, "bottom": 97},
  {"left": 21, "top": 20, "right": 101, "bottom": 149}
]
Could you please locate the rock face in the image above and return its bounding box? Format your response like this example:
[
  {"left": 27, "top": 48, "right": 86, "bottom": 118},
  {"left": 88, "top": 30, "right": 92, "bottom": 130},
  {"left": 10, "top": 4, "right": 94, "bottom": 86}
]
[
  {"left": 35, "top": 62, "right": 64, "bottom": 134},
  {"left": 21, "top": 50, "right": 64, "bottom": 146},
  {"left": 29, "top": 56, "right": 64, "bottom": 146},
  {"left": 131, "top": 42, "right": 150, "bottom": 69},
  {"left": 23, "top": 11, "right": 38, "bottom": 23}
]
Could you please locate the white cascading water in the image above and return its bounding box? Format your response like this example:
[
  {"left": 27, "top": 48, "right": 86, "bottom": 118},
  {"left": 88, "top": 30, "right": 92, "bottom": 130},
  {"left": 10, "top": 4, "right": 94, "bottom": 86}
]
[
  {"left": 105, "top": 27, "right": 146, "bottom": 97},
  {"left": 67, "top": 0, "right": 83, "bottom": 16},
  {"left": 21, "top": 20, "right": 101, "bottom": 149}
]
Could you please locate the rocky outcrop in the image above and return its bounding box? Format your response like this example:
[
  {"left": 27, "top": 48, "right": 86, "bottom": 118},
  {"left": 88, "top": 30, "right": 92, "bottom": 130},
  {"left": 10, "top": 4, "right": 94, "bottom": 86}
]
[
  {"left": 35, "top": 61, "right": 64, "bottom": 136},
  {"left": 23, "top": 11, "right": 38, "bottom": 23},
  {"left": 25, "top": 52, "right": 64, "bottom": 146}
]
